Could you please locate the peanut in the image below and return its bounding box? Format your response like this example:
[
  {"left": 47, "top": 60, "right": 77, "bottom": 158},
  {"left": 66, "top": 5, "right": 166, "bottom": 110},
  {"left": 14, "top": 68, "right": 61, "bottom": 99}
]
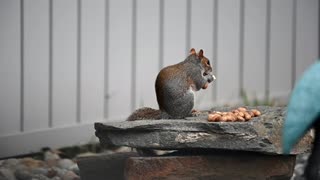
[
  {"left": 237, "top": 116, "right": 245, "bottom": 122},
  {"left": 227, "top": 112, "right": 234, "bottom": 116},
  {"left": 251, "top": 109, "right": 261, "bottom": 116},
  {"left": 207, "top": 107, "right": 261, "bottom": 122},
  {"left": 248, "top": 111, "right": 255, "bottom": 117},
  {"left": 225, "top": 115, "right": 233, "bottom": 122},
  {"left": 244, "top": 112, "right": 251, "bottom": 120},
  {"left": 208, "top": 114, "right": 221, "bottom": 122},
  {"left": 238, "top": 107, "right": 247, "bottom": 112},
  {"left": 229, "top": 115, "right": 237, "bottom": 122},
  {"left": 220, "top": 115, "right": 228, "bottom": 122},
  {"left": 238, "top": 111, "right": 245, "bottom": 117},
  {"left": 214, "top": 111, "right": 222, "bottom": 115},
  {"left": 232, "top": 109, "right": 240, "bottom": 114}
]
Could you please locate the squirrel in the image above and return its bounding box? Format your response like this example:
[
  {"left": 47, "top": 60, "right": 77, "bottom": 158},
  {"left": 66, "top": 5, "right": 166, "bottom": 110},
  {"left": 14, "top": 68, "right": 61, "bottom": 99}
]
[{"left": 127, "top": 48, "right": 215, "bottom": 121}]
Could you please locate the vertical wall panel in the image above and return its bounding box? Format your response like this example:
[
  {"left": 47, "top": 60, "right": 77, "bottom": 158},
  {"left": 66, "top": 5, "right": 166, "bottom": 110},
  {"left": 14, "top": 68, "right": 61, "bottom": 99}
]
[
  {"left": 108, "top": 0, "right": 132, "bottom": 120},
  {"left": 190, "top": 0, "right": 215, "bottom": 109},
  {"left": 135, "top": 0, "right": 159, "bottom": 109},
  {"left": 216, "top": 0, "right": 240, "bottom": 102},
  {"left": 295, "top": 0, "right": 318, "bottom": 82},
  {"left": 24, "top": 0, "right": 50, "bottom": 131},
  {"left": 0, "top": 0, "right": 21, "bottom": 135},
  {"left": 269, "top": 0, "right": 293, "bottom": 97},
  {"left": 243, "top": 0, "right": 267, "bottom": 99},
  {"left": 163, "top": 0, "right": 187, "bottom": 66},
  {"left": 80, "top": 0, "right": 105, "bottom": 123},
  {"left": 52, "top": 0, "right": 77, "bottom": 127}
]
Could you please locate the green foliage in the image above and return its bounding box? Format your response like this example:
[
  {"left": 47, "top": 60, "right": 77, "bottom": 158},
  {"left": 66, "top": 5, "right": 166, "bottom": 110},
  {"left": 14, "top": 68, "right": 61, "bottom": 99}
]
[{"left": 240, "top": 89, "right": 275, "bottom": 106}]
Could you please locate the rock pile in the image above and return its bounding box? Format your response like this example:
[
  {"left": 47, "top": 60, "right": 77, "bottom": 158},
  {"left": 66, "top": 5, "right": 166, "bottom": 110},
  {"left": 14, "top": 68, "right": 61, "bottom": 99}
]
[{"left": 0, "top": 150, "right": 80, "bottom": 180}]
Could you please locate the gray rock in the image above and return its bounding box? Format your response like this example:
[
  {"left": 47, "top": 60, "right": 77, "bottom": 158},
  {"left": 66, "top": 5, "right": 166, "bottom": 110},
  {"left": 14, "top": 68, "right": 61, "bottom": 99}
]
[
  {"left": 44, "top": 151, "right": 60, "bottom": 161},
  {"left": 294, "top": 164, "right": 305, "bottom": 177},
  {"left": 0, "top": 168, "right": 16, "bottom": 180},
  {"left": 51, "top": 176, "right": 62, "bottom": 180},
  {"left": 14, "top": 169, "right": 32, "bottom": 180},
  {"left": 57, "top": 159, "right": 74, "bottom": 170},
  {"left": 61, "top": 171, "right": 79, "bottom": 180},
  {"left": 67, "top": 164, "right": 79, "bottom": 175},
  {"left": 95, "top": 106, "right": 313, "bottom": 155},
  {"left": 30, "top": 174, "right": 50, "bottom": 180},
  {"left": 14, "top": 164, "right": 27, "bottom": 172},
  {"left": 77, "top": 152, "right": 139, "bottom": 180},
  {"left": 2, "top": 159, "right": 19, "bottom": 169},
  {"left": 31, "top": 168, "right": 48, "bottom": 176},
  {"left": 52, "top": 167, "right": 68, "bottom": 178}
]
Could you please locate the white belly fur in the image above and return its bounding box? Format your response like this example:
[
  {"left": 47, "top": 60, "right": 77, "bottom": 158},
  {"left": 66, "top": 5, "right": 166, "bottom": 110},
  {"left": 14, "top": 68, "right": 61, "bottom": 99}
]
[{"left": 188, "top": 87, "right": 196, "bottom": 105}]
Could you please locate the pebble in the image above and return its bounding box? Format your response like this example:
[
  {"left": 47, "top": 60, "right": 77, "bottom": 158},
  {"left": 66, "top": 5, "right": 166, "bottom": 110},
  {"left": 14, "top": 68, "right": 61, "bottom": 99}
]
[
  {"left": 291, "top": 153, "right": 310, "bottom": 180},
  {"left": 2, "top": 159, "right": 19, "bottom": 169},
  {"left": 52, "top": 167, "right": 68, "bottom": 178},
  {"left": 51, "top": 176, "right": 62, "bottom": 180},
  {"left": 31, "top": 167, "right": 48, "bottom": 176},
  {"left": 57, "top": 159, "right": 75, "bottom": 170},
  {"left": 14, "top": 168, "right": 32, "bottom": 180},
  {"left": 67, "top": 164, "right": 79, "bottom": 175},
  {"left": 30, "top": 174, "right": 50, "bottom": 180},
  {"left": 62, "top": 171, "right": 80, "bottom": 180},
  {"left": 0, "top": 168, "right": 16, "bottom": 180}
]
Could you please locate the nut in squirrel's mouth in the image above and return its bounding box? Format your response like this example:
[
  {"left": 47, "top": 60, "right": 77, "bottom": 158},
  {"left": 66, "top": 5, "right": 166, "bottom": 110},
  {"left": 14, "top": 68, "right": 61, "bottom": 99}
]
[{"left": 203, "top": 72, "right": 216, "bottom": 83}]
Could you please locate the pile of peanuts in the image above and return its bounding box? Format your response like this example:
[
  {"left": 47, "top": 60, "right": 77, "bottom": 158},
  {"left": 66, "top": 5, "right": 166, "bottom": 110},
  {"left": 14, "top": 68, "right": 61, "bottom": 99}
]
[{"left": 208, "top": 107, "right": 261, "bottom": 122}]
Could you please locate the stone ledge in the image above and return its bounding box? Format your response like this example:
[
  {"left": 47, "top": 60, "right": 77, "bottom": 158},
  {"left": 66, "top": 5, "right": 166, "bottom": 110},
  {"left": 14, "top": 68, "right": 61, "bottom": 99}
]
[
  {"left": 95, "top": 106, "right": 313, "bottom": 155},
  {"left": 125, "top": 152, "right": 296, "bottom": 180},
  {"left": 77, "top": 152, "right": 139, "bottom": 180}
]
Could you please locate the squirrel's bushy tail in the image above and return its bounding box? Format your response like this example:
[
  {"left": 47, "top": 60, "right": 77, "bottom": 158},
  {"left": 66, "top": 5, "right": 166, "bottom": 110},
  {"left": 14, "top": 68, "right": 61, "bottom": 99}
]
[{"left": 126, "top": 107, "right": 162, "bottom": 121}]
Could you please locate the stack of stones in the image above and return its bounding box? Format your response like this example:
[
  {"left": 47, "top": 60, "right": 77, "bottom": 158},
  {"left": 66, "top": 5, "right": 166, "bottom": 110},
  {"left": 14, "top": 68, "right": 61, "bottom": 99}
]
[
  {"left": 0, "top": 150, "right": 80, "bottom": 180},
  {"left": 94, "top": 106, "right": 313, "bottom": 180}
]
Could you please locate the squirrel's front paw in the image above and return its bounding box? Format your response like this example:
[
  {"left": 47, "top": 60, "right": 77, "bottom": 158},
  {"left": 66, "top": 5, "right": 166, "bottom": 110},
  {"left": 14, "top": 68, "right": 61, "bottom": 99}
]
[{"left": 191, "top": 109, "right": 201, "bottom": 117}]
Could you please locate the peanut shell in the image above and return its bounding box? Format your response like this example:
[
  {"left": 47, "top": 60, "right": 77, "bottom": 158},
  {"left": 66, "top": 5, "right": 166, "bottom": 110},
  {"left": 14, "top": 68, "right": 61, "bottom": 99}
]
[
  {"left": 237, "top": 116, "right": 245, "bottom": 122},
  {"left": 252, "top": 109, "right": 261, "bottom": 116},
  {"left": 244, "top": 112, "right": 252, "bottom": 120},
  {"left": 208, "top": 114, "right": 221, "bottom": 122},
  {"left": 238, "top": 107, "right": 247, "bottom": 112}
]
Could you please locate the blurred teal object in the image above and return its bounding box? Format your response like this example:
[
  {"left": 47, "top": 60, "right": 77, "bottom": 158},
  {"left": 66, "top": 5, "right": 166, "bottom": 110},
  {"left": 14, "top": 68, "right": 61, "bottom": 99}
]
[
  {"left": 283, "top": 60, "right": 320, "bottom": 179},
  {"left": 283, "top": 61, "right": 320, "bottom": 154}
]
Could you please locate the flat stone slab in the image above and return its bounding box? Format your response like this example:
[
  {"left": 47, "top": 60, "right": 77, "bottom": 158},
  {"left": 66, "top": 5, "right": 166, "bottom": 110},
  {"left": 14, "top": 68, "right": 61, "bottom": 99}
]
[
  {"left": 125, "top": 152, "right": 296, "bottom": 180},
  {"left": 95, "top": 106, "right": 313, "bottom": 155},
  {"left": 77, "top": 152, "right": 139, "bottom": 180}
]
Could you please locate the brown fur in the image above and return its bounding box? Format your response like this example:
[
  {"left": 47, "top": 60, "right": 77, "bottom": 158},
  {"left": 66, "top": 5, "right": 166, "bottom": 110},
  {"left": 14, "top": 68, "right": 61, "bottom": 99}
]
[{"left": 128, "top": 48, "right": 214, "bottom": 121}]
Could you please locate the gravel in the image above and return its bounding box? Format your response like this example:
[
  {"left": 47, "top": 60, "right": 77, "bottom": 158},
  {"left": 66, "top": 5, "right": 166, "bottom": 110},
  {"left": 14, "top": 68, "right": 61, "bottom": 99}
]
[
  {"left": 0, "top": 150, "right": 80, "bottom": 180},
  {"left": 291, "top": 153, "right": 310, "bottom": 180}
]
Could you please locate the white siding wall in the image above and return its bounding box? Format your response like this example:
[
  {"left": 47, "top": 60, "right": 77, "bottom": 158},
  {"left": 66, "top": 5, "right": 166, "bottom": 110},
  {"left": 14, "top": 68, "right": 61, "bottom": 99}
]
[{"left": 0, "top": 0, "right": 318, "bottom": 158}]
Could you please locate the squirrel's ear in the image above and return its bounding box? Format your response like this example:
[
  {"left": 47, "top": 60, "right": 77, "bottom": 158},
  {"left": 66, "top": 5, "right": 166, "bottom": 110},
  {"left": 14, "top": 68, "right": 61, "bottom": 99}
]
[
  {"left": 198, "top": 49, "right": 204, "bottom": 58},
  {"left": 190, "top": 48, "right": 196, "bottom": 55}
]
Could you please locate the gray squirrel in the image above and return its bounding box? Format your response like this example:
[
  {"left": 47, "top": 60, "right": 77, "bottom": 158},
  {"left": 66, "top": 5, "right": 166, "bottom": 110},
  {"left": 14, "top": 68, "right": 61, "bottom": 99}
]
[{"left": 127, "top": 48, "right": 215, "bottom": 121}]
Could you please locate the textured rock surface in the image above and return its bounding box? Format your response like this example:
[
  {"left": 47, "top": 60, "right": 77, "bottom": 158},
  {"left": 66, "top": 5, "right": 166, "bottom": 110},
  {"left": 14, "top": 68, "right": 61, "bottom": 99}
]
[
  {"left": 77, "top": 152, "right": 139, "bottom": 180},
  {"left": 95, "top": 106, "right": 313, "bottom": 155},
  {"left": 125, "top": 152, "right": 296, "bottom": 180}
]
